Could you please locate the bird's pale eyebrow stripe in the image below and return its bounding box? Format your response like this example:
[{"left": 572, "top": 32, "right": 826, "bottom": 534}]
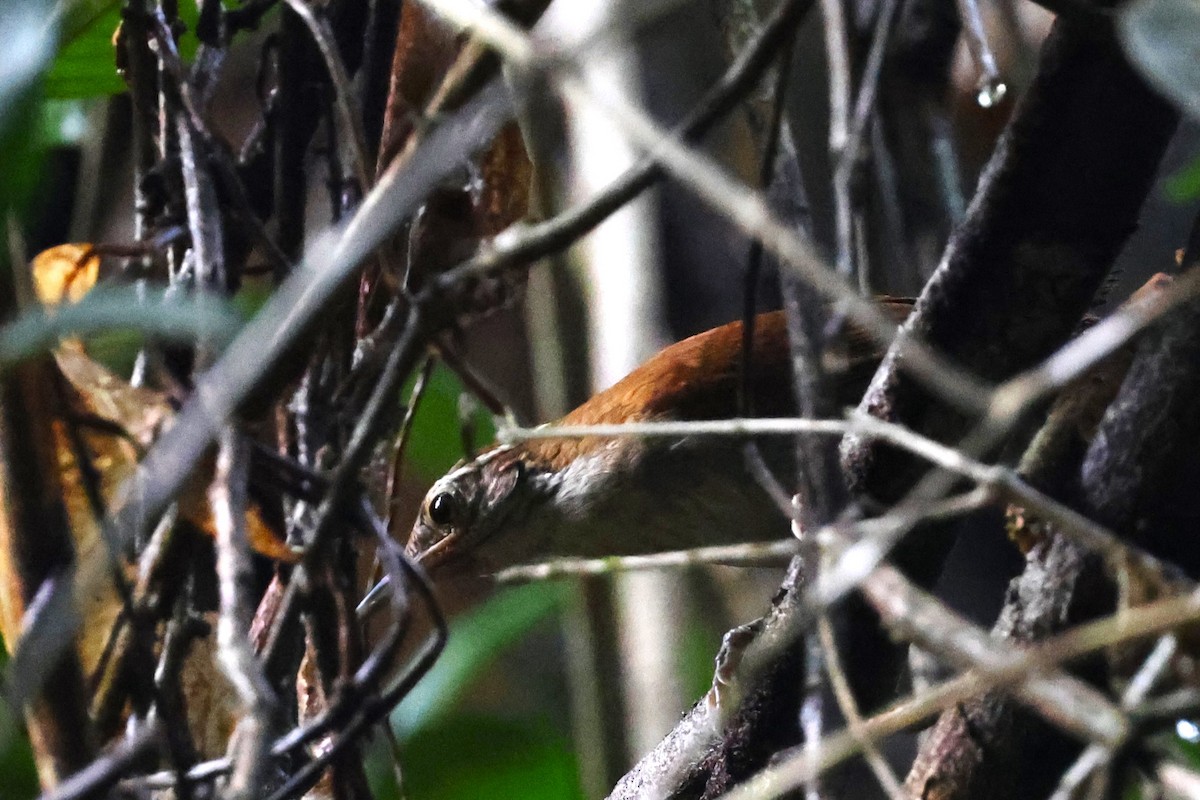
[{"left": 439, "top": 445, "right": 517, "bottom": 485}]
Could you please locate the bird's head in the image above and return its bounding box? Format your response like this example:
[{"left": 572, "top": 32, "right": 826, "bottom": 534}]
[{"left": 406, "top": 433, "right": 638, "bottom": 576}]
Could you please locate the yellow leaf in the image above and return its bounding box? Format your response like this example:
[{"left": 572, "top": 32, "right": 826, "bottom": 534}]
[{"left": 31, "top": 244, "right": 99, "bottom": 306}]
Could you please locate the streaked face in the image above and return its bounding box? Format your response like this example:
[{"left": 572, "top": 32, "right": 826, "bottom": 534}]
[{"left": 406, "top": 447, "right": 531, "bottom": 575}]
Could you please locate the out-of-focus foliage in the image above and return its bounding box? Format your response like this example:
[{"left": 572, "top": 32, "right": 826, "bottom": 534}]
[
  {"left": 680, "top": 615, "right": 722, "bottom": 701},
  {"left": 400, "top": 716, "right": 583, "bottom": 800},
  {"left": 0, "top": 643, "right": 41, "bottom": 799},
  {"left": 1167, "top": 154, "right": 1200, "bottom": 202},
  {"left": 1119, "top": 0, "right": 1200, "bottom": 121},
  {"left": 1120, "top": 0, "right": 1200, "bottom": 206},
  {"left": 405, "top": 364, "right": 499, "bottom": 480},
  {"left": 0, "top": 3, "right": 56, "bottom": 213},
  {"left": 0, "top": 0, "right": 57, "bottom": 788},
  {"left": 38, "top": 99, "right": 89, "bottom": 147},
  {"left": 45, "top": 4, "right": 121, "bottom": 98},
  {"left": 1164, "top": 722, "right": 1200, "bottom": 769},
  {"left": 0, "top": 284, "right": 244, "bottom": 364},
  {"left": 393, "top": 583, "right": 567, "bottom": 737},
  {"left": 56, "top": 0, "right": 118, "bottom": 45},
  {"left": 384, "top": 583, "right": 579, "bottom": 799}
]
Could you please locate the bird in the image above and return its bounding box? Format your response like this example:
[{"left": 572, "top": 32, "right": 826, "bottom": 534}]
[{"left": 405, "top": 301, "right": 915, "bottom": 577}]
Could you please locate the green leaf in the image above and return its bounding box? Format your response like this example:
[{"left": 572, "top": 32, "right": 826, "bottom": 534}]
[
  {"left": 38, "top": 98, "right": 89, "bottom": 147},
  {"left": 45, "top": 1, "right": 202, "bottom": 99},
  {"left": 400, "top": 716, "right": 583, "bottom": 800},
  {"left": 55, "top": 0, "right": 119, "bottom": 45},
  {"left": 44, "top": 4, "right": 122, "bottom": 98},
  {"left": 363, "top": 732, "right": 406, "bottom": 800},
  {"left": 1160, "top": 721, "right": 1200, "bottom": 769},
  {"left": 391, "top": 583, "right": 566, "bottom": 737},
  {"left": 0, "top": 4, "right": 65, "bottom": 791},
  {"left": 405, "top": 363, "right": 498, "bottom": 481},
  {"left": 0, "top": 3, "right": 57, "bottom": 213},
  {"left": 1119, "top": 0, "right": 1200, "bottom": 120},
  {"left": 0, "top": 645, "right": 39, "bottom": 800},
  {"left": 0, "top": 708, "right": 38, "bottom": 800},
  {"left": 680, "top": 615, "right": 721, "bottom": 703}
]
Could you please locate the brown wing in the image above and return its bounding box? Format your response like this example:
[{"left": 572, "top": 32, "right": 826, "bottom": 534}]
[{"left": 562, "top": 300, "right": 914, "bottom": 426}]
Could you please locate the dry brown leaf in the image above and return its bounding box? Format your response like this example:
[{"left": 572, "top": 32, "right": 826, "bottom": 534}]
[
  {"left": 376, "top": 2, "right": 462, "bottom": 173},
  {"left": 475, "top": 121, "right": 533, "bottom": 236},
  {"left": 178, "top": 614, "right": 240, "bottom": 758},
  {"left": 0, "top": 246, "right": 298, "bottom": 674}
]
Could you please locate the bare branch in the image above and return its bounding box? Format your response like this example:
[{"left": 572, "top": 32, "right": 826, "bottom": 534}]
[
  {"left": 859, "top": 566, "right": 1127, "bottom": 746},
  {"left": 211, "top": 430, "right": 277, "bottom": 800},
  {"left": 423, "top": 0, "right": 995, "bottom": 414},
  {"left": 279, "top": 0, "right": 372, "bottom": 192},
  {"left": 844, "top": 16, "right": 1178, "bottom": 507},
  {"left": 816, "top": 615, "right": 906, "bottom": 800},
  {"left": 720, "top": 583, "right": 1200, "bottom": 800}
]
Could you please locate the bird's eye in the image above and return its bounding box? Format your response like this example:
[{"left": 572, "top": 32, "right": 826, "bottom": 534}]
[{"left": 428, "top": 492, "right": 458, "bottom": 526}]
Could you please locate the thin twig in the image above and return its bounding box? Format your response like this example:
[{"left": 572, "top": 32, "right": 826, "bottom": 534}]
[
  {"left": 501, "top": 416, "right": 854, "bottom": 440},
  {"left": 817, "top": 615, "right": 906, "bottom": 800},
  {"left": 279, "top": 0, "right": 372, "bottom": 191},
  {"left": 99, "top": 79, "right": 513, "bottom": 572},
  {"left": 262, "top": 540, "right": 447, "bottom": 800},
  {"left": 860, "top": 566, "right": 1128, "bottom": 746},
  {"left": 147, "top": 7, "right": 292, "bottom": 275},
  {"left": 497, "top": 413, "right": 1187, "bottom": 592},
  {"left": 176, "top": 115, "right": 227, "bottom": 293},
  {"left": 820, "top": 0, "right": 851, "bottom": 157},
  {"left": 128, "top": 502, "right": 446, "bottom": 795},
  {"left": 211, "top": 429, "right": 277, "bottom": 800},
  {"left": 831, "top": 0, "right": 903, "bottom": 291},
  {"left": 35, "top": 724, "right": 163, "bottom": 800},
  {"left": 496, "top": 540, "right": 801, "bottom": 582},
  {"left": 259, "top": 313, "right": 424, "bottom": 674},
  {"left": 741, "top": 23, "right": 798, "bottom": 419},
  {"left": 152, "top": 570, "right": 203, "bottom": 798},
  {"left": 436, "top": 337, "right": 516, "bottom": 418},
  {"left": 722, "top": 584, "right": 1200, "bottom": 800},
  {"left": 990, "top": 270, "right": 1200, "bottom": 427},
  {"left": 443, "top": 0, "right": 815, "bottom": 286},
  {"left": 1047, "top": 635, "right": 1178, "bottom": 800},
  {"left": 838, "top": 0, "right": 902, "bottom": 175},
  {"left": 384, "top": 353, "right": 437, "bottom": 535},
  {"left": 953, "top": 0, "right": 1007, "bottom": 107},
  {"left": 494, "top": 488, "right": 990, "bottom": 583},
  {"left": 423, "top": 0, "right": 994, "bottom": 415}
]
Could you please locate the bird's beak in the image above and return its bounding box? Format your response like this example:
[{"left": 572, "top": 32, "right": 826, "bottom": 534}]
[
  {"left": 407, "top": 531, "right": 473, "bottom": 577},
  {"left": 360, "top": 533, "right": 485, "bottom": 616}
]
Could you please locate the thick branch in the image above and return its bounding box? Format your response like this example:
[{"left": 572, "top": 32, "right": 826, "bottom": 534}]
[
  {"left": 832, "top": 10, "right": 1178, "bottom": 723},
  {"left": 904, "top": 268, "right": 1200, "bottom": 798},
  {"left": 1080, "top": 281, "right": 1200, "bottom": 572},
  {"left": 842, "top": 16, "right": 1178, "bottom": 505}
]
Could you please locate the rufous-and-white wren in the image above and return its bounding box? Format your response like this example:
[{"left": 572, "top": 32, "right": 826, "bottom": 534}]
[{"left": 406, "top": 302, "right": 914, "bottom": 576}]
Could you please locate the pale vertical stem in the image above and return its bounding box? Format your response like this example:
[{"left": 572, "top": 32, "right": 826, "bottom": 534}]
[
  {"left": 211, "top": 429, "right": 277, "bottom": 800},
  {"left": 543, "top": 0, "right": 688, "bottom": 764},
  {"left": 517, "top": 85, "right": 629, "bottom": 793},
  {"left": 820, "top": 0, "right": 851, "bottom": 156},
  {"left": 525, "top": 269, "right": 572, "bottom": 418},
  {"left": 820, "top": 0, "right": 856, "bottom": 284},
  {"left": 553, "top": 23, "right": 668, "bottom": 388},
  {"left": 954, "top": 0, "right": 1006, "bottom": 106}
]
